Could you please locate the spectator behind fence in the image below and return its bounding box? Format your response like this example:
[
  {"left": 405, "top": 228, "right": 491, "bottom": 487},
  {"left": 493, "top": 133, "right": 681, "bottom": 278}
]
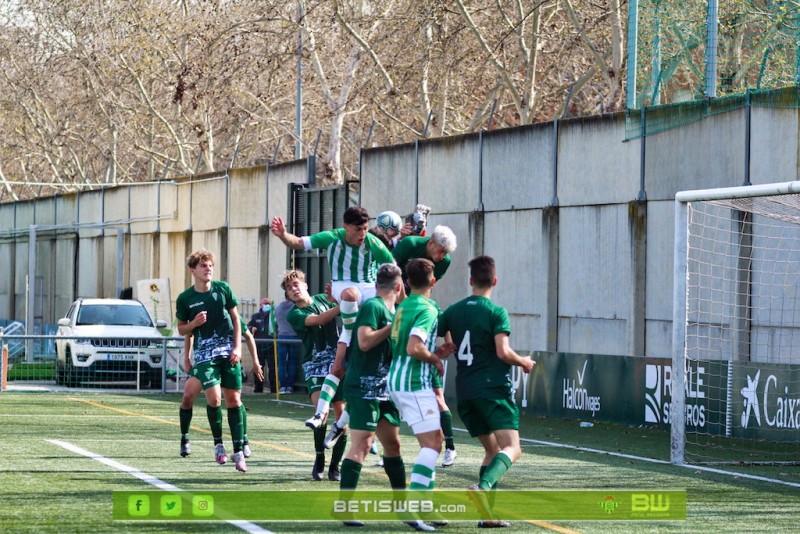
[
  {"left": 248, "top": 297, "right": 276, "bottom": 393},
  {"left": 275, "top": 291, "right": 300, "bottom": 394}
]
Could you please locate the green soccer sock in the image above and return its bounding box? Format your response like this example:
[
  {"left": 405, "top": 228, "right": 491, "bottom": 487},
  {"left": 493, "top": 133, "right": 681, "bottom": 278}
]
[
  {"left": 382, "top": 455, "right": 407, "bottom": 489},
  {"left": 227, "top": 406, "right": 244, "bottom": 452},
  {"left": 479, "top": 451, "right": 513, "bottom": 490},
  {"left": 330, "top": 433, "right": 348, "bottom": 471},
  {"left": 409, "top": 447, "right": 438, "bottom": 490},
  {"left": 179, "top": 407, "right": 193, "bottom": 442},
  {"left": 240, "top": 404, "right": 249, "bottom": 442},
  {"left": 479, "top": 465, "right": 498, "bottom": 505},
  {"left": 315, "top": 375, "right": 340, "bottom": 414},
  {"left": 340, "top": 300, "right": 359, "bottom": 331},
  {"left": 314, "top": 424, "right": 327, "bottom": 455},
  {"left": 440, "top": 410, "right": 455, "bottom": 450},
  {"left": 207, "top": 405, "right": 223, "bottom": 445},
  {"left": 340, "top": 458, "right": 362, "bottom": 490}
]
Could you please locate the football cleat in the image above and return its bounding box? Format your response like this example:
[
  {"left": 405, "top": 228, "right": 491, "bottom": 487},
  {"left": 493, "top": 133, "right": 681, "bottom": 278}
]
[
  {"left": 312, "top": 455, "right": 325, "bottom": 481},
  {"left": 214, "top": 443, "right": 227, "bottom": 465},
  {"left": 243, "top": 443, "right": 252, "bottom": 458},
  {"left": 323, "top": 421, "right": 346, "bottom": 449},
  {"left": 231, "top": 451, "right": 247, "bottom": 473},
  {"left": 441, "top": 449, "right": 457, "bottom": 467},
  {"left": 305, "top": 413, "right": 324, "bottom": 429},
  {"left": 180, "top": 441, "right": 191, "bottom": 457},
  {"left": 405, "top": 520, "right": 436, "bottom": 532},
  {"left": 328, "top": 467, "right": 341, "bottom": 482},
  {"left": 478, "top": 520, "right": 511, "bottom": 528}
]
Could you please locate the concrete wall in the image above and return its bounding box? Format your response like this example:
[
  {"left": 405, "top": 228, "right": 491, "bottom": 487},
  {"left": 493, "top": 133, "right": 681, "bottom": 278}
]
[
  {"left": 359, "top": 99, "right": 800, "bottom": 360},
  {"left": 1, "top": 95, "right": 799, "bottom": 359}
]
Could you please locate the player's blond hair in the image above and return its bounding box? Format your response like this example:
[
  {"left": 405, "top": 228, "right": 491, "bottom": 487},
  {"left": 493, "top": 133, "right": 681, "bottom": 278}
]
[
  {"left": 186, "top": 249, "right": 215, "bottom": 269},
  {"left": 281, "top": 269, "right": 306, "bottom": 290}
]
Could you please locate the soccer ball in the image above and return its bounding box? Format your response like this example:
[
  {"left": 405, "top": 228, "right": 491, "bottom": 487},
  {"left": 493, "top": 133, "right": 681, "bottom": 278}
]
[{"left": 376, "top": 211, "right": 402, "bottom": 235}]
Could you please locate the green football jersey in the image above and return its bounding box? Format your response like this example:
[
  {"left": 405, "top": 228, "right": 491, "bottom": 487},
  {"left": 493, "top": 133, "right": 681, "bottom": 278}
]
[
  {"left": 342, "top": 296, "right": 394, "bottom": 400},
  {"left": 388, "top": 293, "right": 440, "bottom": 392},
  {"left": 175, "top": 280, "right": 239, "bottom": 365},
  {"left": 287, "top": 293, "right": 339, "bottom": 378},
  {"left": 439, "top": 295, "right": 512, "bottom": 400},
  {"left": 392, "top": 235, "right": 451, "bottom": 282},
  {"left": 308, "top": 228, "right": 394, "bottom": 283}
]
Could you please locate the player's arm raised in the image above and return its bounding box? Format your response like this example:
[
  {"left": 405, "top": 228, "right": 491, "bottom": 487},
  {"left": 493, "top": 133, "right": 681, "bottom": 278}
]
[
  {"left": 495, "top": 333, "right": 535, "bottom": 373},
  {"left": 270, "top": 216, "right": 305, "bottom": 249}
]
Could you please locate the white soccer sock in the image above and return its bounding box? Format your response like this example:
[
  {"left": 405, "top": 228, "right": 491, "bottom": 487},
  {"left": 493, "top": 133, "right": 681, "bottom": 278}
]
[
  {"left": 337, "top": 327, "right": 353, "bottom": 346},
  {"left": 340, "top": 300, "right": 359, "bottom": 331},
  {"left": 409, "top": 447, "right": 439, "bottom": 489},
  {"left": 336, "top": 409, "right": 350, "bottom": 428},
  {"left": 315, "top": 374, "right": 340, "bottom": 414}
]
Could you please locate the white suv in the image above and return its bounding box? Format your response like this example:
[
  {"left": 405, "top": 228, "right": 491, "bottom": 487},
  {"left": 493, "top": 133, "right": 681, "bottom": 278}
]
[{"left": 55, "top": 298, "right": 168, "bottom": 388}]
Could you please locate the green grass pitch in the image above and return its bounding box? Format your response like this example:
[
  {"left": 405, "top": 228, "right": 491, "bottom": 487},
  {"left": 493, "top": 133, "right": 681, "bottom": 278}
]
[{"left": 1, "top": 391, "right": 799, "bottom": 533}]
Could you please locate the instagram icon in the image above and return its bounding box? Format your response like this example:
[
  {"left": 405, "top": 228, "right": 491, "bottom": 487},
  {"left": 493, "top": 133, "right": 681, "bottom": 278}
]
[{"left": 192, "top": 495, "right": 214, "bottom": 517}]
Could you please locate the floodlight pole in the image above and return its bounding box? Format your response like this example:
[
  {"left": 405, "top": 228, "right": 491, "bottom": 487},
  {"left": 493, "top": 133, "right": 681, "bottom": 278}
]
[
  {"left": 295, "top": 1, "right": 303, "bottom": 159},
  {"left": 116, "top": 227, "right": 125, "bottom": 299},
  {"left": 705, "top": 0, "right": 719, "bottom": 98},
  {"left": 27, "top": 225, "right": 36, "bottom": 363},
  {"left": 625, "top": 0, "right": 639, "bottom": 109}
]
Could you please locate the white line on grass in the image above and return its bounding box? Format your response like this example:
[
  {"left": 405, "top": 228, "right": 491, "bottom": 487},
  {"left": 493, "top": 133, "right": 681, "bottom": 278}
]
[
  {"left": 47, "top": 439, "right": 273, "bottom": 534},
  {"left": 515, "top": 434, "right": 800, "bottom": 489},
  {"left": 271, "top": 397, "right": 800, "bottom": 489}
]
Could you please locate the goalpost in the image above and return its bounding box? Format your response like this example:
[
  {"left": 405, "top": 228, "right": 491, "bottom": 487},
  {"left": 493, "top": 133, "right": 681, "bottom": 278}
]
[{"left": 672, "top": 181, "right": 800, "bottom": 466}]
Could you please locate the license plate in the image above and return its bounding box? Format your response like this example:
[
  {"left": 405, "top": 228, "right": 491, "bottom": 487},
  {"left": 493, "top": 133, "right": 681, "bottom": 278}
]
[{"left": 106, "top": 353, "right": 137, "bottom": 361}]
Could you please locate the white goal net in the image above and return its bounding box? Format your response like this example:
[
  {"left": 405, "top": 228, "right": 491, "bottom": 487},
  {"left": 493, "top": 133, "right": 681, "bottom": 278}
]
[{"left": 672, "top": 181, "right": 800, "bottom": 466}]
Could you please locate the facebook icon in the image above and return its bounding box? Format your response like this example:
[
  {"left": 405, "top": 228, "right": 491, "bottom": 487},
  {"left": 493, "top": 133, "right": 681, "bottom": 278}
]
[{"left": 128, "top": 495, "right": 150, "bottom": 516}]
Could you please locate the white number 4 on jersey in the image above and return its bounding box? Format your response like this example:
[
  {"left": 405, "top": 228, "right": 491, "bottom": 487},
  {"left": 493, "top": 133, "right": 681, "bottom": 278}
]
[{"left": 457, "top": 331, "right": 473, "bottom": 366}]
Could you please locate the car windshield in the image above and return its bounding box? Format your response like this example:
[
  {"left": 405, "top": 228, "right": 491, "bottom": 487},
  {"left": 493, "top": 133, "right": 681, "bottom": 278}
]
[{"left": 76, "top": 304, "right": 154, "bottom": 327}]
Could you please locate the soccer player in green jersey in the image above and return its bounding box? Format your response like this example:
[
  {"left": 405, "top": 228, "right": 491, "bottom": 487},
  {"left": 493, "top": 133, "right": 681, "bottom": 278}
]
[
  {"left": 392, "top": 224, "right": 457, "bottom": 289},
  {"left": 439, "top": 255, "right": 535, "bottom": 528},
  {"left": 283, "top": 269, "right": 349, "bottom": 482},
  {"left": 388, "top": 258, "right": 456, "bottom": 496},
  {"left": 175, "top": 249, "right": 248, "bottom": 472},
  {"left": 392, "top": 223, "right": 460, "bottom": 468},
  {"left": 272, "top": 207, "right": 395, "bottom": 431},
  {"left": 338, "top": 264, "right": 406, "bottom": 523},
  {"left": 178, "top": 317, "right": 263, "bottom": 460}
]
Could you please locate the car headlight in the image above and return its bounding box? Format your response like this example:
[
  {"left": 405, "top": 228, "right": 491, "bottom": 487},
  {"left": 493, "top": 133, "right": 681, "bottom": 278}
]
[{"left": 74, "top": 338, "right": 92, "bottom": 345}]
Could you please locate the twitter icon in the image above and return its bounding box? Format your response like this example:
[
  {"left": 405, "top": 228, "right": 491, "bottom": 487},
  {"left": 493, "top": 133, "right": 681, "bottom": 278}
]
[{"left": 160, "top": 495, "right": 182, "bottom": 517}]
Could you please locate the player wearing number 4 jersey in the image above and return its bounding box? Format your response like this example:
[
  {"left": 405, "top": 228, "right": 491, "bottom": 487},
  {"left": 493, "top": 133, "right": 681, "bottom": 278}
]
[{"left": 439, "top": 255, "right": 535, "bottom": 528}]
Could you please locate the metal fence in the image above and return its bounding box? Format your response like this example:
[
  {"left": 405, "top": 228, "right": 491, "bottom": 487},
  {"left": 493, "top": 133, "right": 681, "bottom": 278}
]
[{"left": 0, "top": 333, "right": 305, "bottom": 394}]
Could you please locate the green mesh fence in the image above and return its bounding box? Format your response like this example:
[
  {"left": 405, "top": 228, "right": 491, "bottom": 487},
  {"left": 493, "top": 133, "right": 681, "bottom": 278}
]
[
  {"left": 630, "top": 0, "right": 799, "bottom": 108},
  {"left": 626, "top": 0, "right": 799, "bottom": 139},
  {"left": 625, "top": 85, "right": 799, "bottom": 140}
]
